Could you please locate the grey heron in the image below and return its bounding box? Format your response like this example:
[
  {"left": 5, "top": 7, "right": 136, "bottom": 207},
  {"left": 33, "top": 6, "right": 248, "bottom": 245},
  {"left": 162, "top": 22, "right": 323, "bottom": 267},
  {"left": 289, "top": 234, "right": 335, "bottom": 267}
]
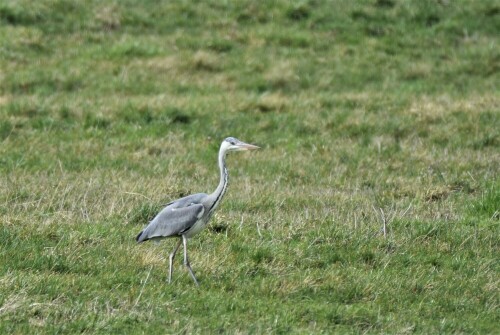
[{"left": 136, "top": 137, "right": 259, "bottom": 285}]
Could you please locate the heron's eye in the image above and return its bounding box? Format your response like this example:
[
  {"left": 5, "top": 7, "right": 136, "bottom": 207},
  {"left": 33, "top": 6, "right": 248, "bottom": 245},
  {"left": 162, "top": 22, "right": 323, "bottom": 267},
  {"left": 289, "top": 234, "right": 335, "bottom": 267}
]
[{"left": 230, "top": 141, "right": 235, "bottom": 145}]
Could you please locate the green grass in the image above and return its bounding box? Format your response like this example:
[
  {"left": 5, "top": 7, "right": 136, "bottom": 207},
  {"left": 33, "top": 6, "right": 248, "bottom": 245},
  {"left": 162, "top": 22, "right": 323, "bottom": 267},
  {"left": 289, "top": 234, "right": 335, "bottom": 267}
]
[{"left": 1, "top": 0, "right": 499, "bottom": 333}]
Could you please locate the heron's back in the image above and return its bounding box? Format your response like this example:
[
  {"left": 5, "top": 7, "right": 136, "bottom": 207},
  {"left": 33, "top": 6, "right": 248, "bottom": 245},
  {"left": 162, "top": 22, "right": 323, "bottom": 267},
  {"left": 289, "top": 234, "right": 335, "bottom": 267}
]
[{"left": 136, "top": 193, "right": 208, "bottom": 242}]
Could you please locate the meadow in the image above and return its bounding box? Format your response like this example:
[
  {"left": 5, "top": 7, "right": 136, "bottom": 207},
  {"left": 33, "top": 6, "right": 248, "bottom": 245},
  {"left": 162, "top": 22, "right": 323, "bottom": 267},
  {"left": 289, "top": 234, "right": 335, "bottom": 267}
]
[{"left": 0, "top": 0, "right": 499, "bottom": 333}]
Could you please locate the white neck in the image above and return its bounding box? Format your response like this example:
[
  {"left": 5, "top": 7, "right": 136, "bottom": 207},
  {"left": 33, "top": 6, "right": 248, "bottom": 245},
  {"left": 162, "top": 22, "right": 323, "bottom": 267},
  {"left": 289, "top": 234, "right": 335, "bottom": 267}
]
[{"left": 209, "top": 145, "right": 229, "bottom": 212}]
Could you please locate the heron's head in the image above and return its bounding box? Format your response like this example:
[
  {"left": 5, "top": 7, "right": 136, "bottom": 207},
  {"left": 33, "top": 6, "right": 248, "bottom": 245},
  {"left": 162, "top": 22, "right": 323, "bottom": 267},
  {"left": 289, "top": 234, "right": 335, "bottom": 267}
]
[{"left": 222, "top": 137, "right": 260, "bottom": 152}]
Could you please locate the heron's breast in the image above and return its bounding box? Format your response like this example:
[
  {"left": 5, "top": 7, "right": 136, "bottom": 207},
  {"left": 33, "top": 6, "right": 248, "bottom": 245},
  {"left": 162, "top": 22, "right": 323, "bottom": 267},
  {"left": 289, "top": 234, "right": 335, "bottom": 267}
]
[{"left": 183, "top": 217, "right": 208, "bottom": 238}]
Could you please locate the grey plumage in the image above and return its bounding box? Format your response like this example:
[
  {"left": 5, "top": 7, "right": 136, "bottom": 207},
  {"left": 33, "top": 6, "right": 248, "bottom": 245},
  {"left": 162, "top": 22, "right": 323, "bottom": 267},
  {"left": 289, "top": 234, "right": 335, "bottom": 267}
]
[
  {"left": 136, "top": 194, "right": 206, "bottom": 242},
  {"left": 136, "top": 137, "right": 259, "bottom": 285}
]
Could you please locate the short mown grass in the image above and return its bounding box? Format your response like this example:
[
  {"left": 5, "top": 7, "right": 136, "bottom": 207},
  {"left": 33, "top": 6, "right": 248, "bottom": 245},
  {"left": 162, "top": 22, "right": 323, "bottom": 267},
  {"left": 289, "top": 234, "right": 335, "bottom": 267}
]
[{"left": 1, "top": 0, "right": 499, "bottom": 333}]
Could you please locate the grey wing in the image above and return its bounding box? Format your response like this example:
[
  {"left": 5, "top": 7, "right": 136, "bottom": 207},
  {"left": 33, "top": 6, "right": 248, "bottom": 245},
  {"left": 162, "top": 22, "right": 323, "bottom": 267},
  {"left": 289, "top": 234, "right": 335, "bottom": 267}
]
[
  {"left": 136, "top": 203, "right": 205, "bottom": 242},
  {"left": 164, "top": 193, "right": 207, "bottom": 209}
]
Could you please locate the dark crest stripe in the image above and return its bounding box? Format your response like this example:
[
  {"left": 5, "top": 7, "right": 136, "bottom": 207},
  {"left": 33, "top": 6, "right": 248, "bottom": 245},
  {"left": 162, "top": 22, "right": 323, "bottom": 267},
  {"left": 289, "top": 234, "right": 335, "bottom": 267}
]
[{"left": 208, "top": 167, "right": 228, "bottom": 214}]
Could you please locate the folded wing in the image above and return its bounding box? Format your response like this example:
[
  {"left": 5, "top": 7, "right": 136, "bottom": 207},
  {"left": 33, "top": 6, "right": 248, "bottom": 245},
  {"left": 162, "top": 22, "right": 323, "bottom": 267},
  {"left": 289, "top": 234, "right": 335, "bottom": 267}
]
[{"left": 136, "top": 203, "right": 205, "bottom": 242}]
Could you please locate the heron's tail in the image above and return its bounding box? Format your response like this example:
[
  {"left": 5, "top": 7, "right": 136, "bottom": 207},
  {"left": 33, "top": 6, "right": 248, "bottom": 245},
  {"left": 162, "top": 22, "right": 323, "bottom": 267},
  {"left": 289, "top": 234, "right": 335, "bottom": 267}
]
[{"left": 136, "top": 230, "right": 145, "bottom": 243}]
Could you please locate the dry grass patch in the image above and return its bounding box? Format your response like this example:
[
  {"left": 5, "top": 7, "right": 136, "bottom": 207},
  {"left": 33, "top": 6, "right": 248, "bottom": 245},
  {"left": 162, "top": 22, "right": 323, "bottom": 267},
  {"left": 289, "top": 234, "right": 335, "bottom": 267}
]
[
  {"left": 191, "top": 50, "right": 221, "bottom": 72},
  {"left": 142, "top": 55, "right": 179, "bottom": 72},
  {"left": 255, "top": 92, "right": 289, "bottom": 112},
  {"left": 95, "top": 5, "right": 122, "bottom": 31},
  {"left": 264, "top": 60, "right": 299, "bottom": 90},
  {"left": 408, "top": 94, "right": 500, "bottom": 119},
  {"left": 402, "top": 62, "right": 433, "bottom": 81},
  {"left": 0, "top": 96, "right": 10, "bottom": 106}
]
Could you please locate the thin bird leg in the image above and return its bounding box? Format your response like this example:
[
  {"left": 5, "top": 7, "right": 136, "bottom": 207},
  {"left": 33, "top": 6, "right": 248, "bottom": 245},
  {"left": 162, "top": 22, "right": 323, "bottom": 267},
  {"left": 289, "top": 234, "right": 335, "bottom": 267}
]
[
  {"left": 168, "top": 238, "right": 182, "bottom": 284},
  {"left": 182, "top": 235, "right": 199, "bottom": 286}
]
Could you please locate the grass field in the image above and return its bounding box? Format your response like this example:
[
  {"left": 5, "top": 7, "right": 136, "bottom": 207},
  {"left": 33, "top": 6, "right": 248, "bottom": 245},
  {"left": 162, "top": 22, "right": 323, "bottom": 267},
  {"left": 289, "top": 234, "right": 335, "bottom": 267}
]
[{"left": 1, "top": 0, "right": 499, "bottom": 333}]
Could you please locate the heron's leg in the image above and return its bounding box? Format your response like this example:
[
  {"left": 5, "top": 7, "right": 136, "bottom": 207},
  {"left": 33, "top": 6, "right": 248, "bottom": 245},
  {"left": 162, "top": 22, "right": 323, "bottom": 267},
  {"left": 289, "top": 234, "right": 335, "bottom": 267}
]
[
  {"left": 182, "top": 235, "right": 199, "bottom": 286},
  {"left": 168, "top": 238, "right": 182, "bottom": 284}
]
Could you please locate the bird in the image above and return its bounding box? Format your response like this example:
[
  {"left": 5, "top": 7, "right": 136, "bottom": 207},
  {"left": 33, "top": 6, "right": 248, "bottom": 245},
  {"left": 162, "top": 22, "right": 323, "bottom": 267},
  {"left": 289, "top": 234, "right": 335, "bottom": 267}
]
[{"left": 135, "top": 137, "right": 259, "bottom": 285}]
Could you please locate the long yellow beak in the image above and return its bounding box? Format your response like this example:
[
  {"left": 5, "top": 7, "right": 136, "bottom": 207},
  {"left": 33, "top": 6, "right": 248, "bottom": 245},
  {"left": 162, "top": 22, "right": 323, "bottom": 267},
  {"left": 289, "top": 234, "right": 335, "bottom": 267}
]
[{"left": 240, "top": 143, "right": 260, "bottom": 150}]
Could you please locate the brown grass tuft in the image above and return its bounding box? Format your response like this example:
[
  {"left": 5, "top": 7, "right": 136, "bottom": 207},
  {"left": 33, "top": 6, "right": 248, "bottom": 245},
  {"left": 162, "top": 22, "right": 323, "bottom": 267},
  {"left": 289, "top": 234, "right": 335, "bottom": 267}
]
[
  {"left": 264, "top": 60, "right": 299, "bottom": 90},
  {"left": 95, "top": 5, "right": 122, "bottom": 31},
  {"left": 191, "top": 50, "right": 221, "bottom": 72},
  {"left": 255, "top": 92, "right": 288, "bottom": 113}
]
